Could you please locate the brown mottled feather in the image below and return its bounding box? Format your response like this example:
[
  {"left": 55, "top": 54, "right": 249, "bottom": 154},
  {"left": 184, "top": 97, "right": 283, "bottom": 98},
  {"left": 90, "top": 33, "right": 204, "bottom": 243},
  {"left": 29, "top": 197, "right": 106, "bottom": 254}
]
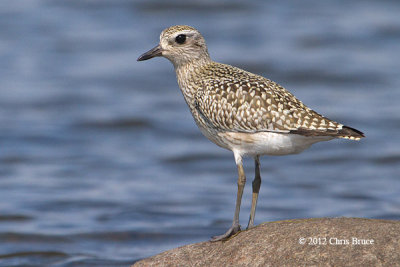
[
  {"left": 193, "top": 62, "right": 364, "bottom": 140},
  {"left": 157, "top": 25, "right": 364, "bottom": 141}
]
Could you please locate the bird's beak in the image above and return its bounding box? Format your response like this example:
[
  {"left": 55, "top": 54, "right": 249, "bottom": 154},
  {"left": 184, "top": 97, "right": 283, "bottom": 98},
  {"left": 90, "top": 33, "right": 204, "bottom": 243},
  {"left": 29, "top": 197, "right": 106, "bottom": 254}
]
[{"left": 137, "top": 44, "right": 163, "bottom": 61}]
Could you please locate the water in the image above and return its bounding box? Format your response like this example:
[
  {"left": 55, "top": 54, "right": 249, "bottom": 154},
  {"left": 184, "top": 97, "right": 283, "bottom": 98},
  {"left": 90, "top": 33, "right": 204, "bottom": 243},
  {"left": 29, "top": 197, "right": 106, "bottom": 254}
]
[{"left": 0, "top": 0, "right": 399, "bottom": 266}]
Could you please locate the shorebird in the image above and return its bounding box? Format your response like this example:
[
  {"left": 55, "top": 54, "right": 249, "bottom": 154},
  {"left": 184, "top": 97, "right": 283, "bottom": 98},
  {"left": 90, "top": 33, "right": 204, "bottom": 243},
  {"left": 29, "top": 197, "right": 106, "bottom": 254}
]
[{"left": 137, "top": 25, "right": 364, "bottom": 242}]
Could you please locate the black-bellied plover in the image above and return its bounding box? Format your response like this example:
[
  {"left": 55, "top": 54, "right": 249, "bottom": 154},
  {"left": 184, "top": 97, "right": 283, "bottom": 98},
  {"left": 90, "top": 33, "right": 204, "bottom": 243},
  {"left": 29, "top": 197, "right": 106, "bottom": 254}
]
[{"left": 137, "top": 25, "right": 364, "bottom": 242}]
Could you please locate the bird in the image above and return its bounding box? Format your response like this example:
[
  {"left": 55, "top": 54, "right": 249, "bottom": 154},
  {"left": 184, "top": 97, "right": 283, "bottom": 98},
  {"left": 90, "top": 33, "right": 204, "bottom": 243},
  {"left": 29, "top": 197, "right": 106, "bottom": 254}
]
[{"left": 137, "top": 25, "right": 364, "bottom": 242}]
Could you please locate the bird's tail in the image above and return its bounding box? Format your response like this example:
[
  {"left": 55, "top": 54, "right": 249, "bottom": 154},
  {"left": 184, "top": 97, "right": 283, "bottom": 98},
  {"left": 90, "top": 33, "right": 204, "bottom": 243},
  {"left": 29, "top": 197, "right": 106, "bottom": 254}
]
[
  {"left": 290, "top": 125, "right": 365, "bottom": 140},
  {"left": 337, "top": 126, "right": 365, "bottom": 141}
]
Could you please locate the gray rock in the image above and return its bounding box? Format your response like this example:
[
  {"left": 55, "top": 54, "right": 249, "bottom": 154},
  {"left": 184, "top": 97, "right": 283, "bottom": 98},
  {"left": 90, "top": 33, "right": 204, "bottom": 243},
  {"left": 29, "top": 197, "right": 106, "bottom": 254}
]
[{"left": 132, "top": 218, "right": 400, "bottom": 267}]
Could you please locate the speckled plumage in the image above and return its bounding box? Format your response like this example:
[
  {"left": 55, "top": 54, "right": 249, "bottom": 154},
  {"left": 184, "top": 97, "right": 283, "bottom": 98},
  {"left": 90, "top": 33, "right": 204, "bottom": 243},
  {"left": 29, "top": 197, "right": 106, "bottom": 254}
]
[
  {"left": 192, "top": 62, "right": 342, "bottom": 133},
  {"left": 159, "top": 26, "right": 364, "bottom": 143},
  {"left": 138, "top": 25, "right": 364, "bottom": 241}
]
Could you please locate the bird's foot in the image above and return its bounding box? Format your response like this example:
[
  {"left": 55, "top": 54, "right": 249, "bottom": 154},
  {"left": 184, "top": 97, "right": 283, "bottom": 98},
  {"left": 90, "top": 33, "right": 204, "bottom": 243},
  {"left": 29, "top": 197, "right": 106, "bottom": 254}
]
[
  {"left": 246, "top": 220, "right": 255, "bottom": 230},
  {"left": 210, "top": 224, "right": 241, "bottom": 242},
  {"left": 246, "top": 224, "right": 255, "bottom": 230}
]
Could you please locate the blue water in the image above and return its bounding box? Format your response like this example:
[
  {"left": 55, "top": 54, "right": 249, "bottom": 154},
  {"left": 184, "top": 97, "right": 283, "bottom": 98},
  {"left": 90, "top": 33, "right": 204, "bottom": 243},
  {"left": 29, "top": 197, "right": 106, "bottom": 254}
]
[{"left": 0, "top": 0, "right": 399, "bottom": 266}]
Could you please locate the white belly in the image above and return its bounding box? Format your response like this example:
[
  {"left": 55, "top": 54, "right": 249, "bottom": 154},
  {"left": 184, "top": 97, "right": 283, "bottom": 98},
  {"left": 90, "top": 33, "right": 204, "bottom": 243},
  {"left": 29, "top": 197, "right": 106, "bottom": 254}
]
[{"left": 213, "top": 131, "right": 333, "bottom": 157}]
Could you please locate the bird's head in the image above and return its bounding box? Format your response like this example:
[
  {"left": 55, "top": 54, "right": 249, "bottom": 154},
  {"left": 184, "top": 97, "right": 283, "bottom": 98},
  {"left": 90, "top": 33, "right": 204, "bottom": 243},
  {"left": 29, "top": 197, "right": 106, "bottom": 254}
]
[{"left": 137, "top": 25, "right": 210, "bottom": 68}]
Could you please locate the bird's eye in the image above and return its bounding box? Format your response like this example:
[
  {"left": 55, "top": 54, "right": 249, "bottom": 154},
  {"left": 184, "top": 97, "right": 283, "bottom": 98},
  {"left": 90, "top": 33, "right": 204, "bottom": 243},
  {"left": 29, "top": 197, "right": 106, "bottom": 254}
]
[{"left": 175, "top": 34, "right": 186, "bottom": 44}]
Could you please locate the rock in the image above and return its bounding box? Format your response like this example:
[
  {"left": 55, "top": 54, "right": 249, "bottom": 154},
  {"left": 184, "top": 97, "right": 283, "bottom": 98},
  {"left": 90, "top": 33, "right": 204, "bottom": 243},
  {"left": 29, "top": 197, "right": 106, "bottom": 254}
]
[{"left": 132, "top": 218, "right": 400, "bottom": 266}]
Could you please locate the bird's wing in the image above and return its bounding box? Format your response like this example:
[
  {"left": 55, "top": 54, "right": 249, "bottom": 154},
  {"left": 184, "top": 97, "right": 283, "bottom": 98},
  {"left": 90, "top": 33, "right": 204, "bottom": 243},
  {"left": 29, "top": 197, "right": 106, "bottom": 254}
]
[{"left": 195, "top": 65, "right": 356, "bottom": 137}]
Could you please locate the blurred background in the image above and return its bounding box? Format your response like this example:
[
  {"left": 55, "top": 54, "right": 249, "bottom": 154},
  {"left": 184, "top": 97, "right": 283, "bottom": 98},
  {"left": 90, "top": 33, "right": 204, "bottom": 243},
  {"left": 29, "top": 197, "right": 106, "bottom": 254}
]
[{"left": 0, "top": 0, "right": 399, "bottom": 266}]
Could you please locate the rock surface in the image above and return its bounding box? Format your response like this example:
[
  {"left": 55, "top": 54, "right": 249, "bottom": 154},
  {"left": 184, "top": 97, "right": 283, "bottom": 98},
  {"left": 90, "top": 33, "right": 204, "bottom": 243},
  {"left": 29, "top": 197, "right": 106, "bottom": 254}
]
[{"left": 132, "top": 218, "right": 400, "bottom": 266}]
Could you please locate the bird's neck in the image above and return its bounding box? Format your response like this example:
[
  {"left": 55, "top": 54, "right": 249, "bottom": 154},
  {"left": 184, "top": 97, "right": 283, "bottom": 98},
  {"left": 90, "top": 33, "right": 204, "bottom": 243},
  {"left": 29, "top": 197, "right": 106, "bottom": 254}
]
[
  {"left": 174, "top": 56, "right": 211, "bottom": 76},
  {"left": 174, "top": 57, "right": 212, "bottom": 106}
]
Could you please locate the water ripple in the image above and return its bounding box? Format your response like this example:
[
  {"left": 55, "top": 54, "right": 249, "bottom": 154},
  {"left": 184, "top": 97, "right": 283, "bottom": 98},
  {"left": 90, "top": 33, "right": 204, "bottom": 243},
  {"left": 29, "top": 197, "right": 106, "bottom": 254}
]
[{"left": 1, "top": 0, "right": 399, "bottom": 266}]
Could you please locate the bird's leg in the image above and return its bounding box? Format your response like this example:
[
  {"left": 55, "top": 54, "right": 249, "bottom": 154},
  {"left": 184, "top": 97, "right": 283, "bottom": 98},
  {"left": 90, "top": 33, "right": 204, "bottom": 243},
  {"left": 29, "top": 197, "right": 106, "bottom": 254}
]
[
  {"left": 211, "top": 155, "right": 246, "bottom": 242},
  {"left": 247, "top": 156, "right": 261, "bottom": 229}
]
